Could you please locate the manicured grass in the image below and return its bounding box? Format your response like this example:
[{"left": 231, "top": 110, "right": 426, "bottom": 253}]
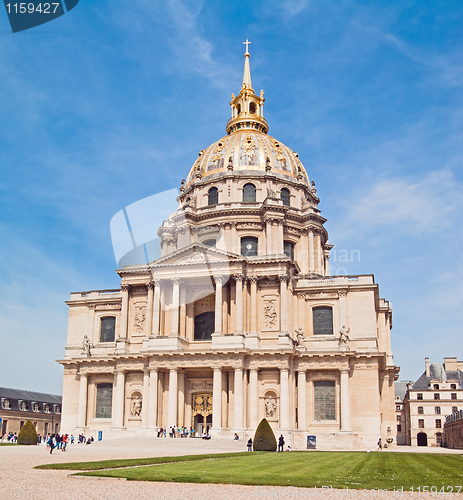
[
  {"left": 0, "top": 442, "right": 18, "bottom": 446},
  {"left": 35, "top": 452, "right": 252, "bottom": 470},
  {"left": 75, "top": 452, "right": 463, "bottom": 491}
]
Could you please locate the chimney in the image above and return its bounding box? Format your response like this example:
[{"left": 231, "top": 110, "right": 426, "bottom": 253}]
[
  {"left": 444, "top": 357, "right": 458, "bottom": 371},
  {"left": 425, "top": 357, "right": 430, "bottom": 377}
]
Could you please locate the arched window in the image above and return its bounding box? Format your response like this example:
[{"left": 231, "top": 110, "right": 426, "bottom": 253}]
[
  {"left": 313, "top": 306, "right": 333, "bottom": 335},
  {"left": 208, "top": 187, "right": 218, "bottom": 206},
  {"left": 281, "top": 188, "right": 290, "bottom": 206},
  {"left": 194, "top": 312, "right": 215, "bottom": 341},
  {"left": 100, "top": 316, "right": 116, "bottom": 343},
  {"left": 284, "top": 241, "right": 294, "bottom": 260},
  {"left": 241, "top": 237, "right": 258, "bottom": 257},
  {"left": 249, "top": 102, "right": 256, "bottom": 114},
  {"left": 237, "top": 104, "right": 241, "bottom": 114},
  {"left": 243, "top": 183, "right": 256, "bottom": 202}
]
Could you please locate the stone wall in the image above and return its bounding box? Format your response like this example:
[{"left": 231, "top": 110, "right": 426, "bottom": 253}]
[{"left": 444, "top": 419, "right": 463, "bottom": 449}]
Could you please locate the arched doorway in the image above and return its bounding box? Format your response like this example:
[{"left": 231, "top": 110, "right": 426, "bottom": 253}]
[{"left": 417, "top": 432, "right": 428, "bottom": 446}]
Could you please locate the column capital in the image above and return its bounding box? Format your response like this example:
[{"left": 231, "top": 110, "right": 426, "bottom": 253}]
[
  {"left": 114, "top": 368, "right": 126, "bottom": 375},
  {"left": 147, "top": 281, "right": 155, "bottom": 291},
  {"left": 121, "top": 284, "right": 130, "bottom": 293},
  {"left": 340, "top": 368, "right": 350, "bottom": 375},
  {"left": 213, "top": 275, "right": 225, "bottom": 285},
  {"left": 233, "top": 274, "right": 245, "bottom": 283},
  {"left": 153, "top": 278, "right": 162, "bottom": 287},
  {"left": 338, "top": 290, "right": 348, "bottom": 297},
  {"left": 248, "top": 276, "right": 259, "bottom": 284},
  {"left": 278, "top": 275, "right": 289, "bottom": 283},
  {"left": 171, "top": 277, "right": 182, "bottom": 286}
]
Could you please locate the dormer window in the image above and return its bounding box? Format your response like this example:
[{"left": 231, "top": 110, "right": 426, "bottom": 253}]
[
  {"left": 32, "top": 402, "right": 39, "bottom": 412},
  {"left": 19, "top": 401, "right": 27, "bottom": 411}
]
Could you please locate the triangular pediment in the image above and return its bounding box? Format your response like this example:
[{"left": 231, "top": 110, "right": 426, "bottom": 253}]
[{"left": 150, "top": 244, "right": 243, "bottom": 268}]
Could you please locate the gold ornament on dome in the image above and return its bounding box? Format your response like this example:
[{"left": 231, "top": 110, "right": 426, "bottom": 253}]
[
  {"left": 210, "top": 136, "right": 230, "bottom": 163},
  {"left": 269, "top": 137, "right": 287, "bottom": 165},
  {"left": 242, "top": 134, "right": 256, "bottom": 163}
]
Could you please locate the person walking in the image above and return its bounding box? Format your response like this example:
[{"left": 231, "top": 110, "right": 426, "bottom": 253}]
[
  {"left": 278, "top": 434, "right": 285, "bottom": 452},
  {"left": 377, "top": 438, "right": 382, "bottom": 451},
  {"left": 247, "top": 438, "right": 253, "bottom": 452}
]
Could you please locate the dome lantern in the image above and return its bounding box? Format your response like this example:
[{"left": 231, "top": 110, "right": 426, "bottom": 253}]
[{"left": 226, "top": 40, "right": 269, "bottom": 135}]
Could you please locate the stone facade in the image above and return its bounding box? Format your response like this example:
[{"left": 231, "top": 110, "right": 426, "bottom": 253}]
[
  {"left": 59, "top": 46, "right": 399, "bottom": 449},
  {"left": 0, "top": 387, "right": 61, "bottom": 436},
  {"left": 403, "top": 357, "right": 463, "bottom": 447}
]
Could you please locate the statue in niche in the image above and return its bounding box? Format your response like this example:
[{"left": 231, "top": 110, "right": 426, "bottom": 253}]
[
  {"left": 338, "top": 325, "right": 350, "bottom": 349},
  {"left": 82, "top": 335, "right": 91, "bottom": 356},
  {"left": 130, "top": 397, "right": 142, "bottom": 417},
  {"left": 265, "top": 396, "right": 276, "bottom": 418}
]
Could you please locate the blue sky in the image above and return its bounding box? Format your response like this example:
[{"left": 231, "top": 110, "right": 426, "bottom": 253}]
[{"left": 0, "top": 0, "right": 462, "bottom": 395}]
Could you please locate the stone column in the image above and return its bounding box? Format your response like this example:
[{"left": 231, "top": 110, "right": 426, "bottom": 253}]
[
  {"left": 171, "top": 278, "right": 181, "bottom": 336},
  {"left": 231, "top": 222, "right": 237, "bottom": 255},
  {"left": 167, "top": 368, "right": 178, "bottom": 426},
  {"left": 118, "top": 284, "right": 129, "bottom": 339},
  {"left": 339, "top": 291, "right": 348, "bottom": 332},
  {"left": 249, "top": 277, "right": 258, "bottom": 335},
  {"left": 113, "top": 370, "right": 126, "bottom": 429},
  {"left": 324, "top": 250, "right": 330, "bottom": 276},
  {"left": 249, "top": 368, "right": 259, "bottom": 429},
  {"left": 147, "top": 368, "right": 158, "bottom": 428},
  {"left": 277, "top": 221, "right": 284, "bottom": 254},
  {"left": 279, "top": 276, "right": 289, "bottom": 334},
  {"left": 221, "top": 371, "right": 228, "bottom": 428},
  {"left": 308, "top": 231, "right": 315, "bottom": 273},
  {"left": 234, "top": 275, "right": 244, "bottom": 334},
  {"left": 76, "top": 372, "right": 88, "bottom": 429},
  {"left": 314, "top": 231, "right": 322, "bottom": 274},
  {"left": 186, "top": 303, "right": 194, "bottom": 342},
  {"left": 151, "top": 279, "right": 161, "bottom": 336},
  {"left": 214, "top": 276, "right": 224, "bottom": 334},
  {"left": 279, "top": 368, "right": 290, "bottom": 430},
  {"left": 340, "top": 369, "right": 352, "bottom": 432},
  {"left": 178, "top": 372, "right": 185, "bottom": 427},
  {"left": 141, "top": 369, "right": 150, "bottom": 428},
  {"left": 179, "top": 286, "right": 187, "bottom": 337},
  {"left": 266, "top": 220, "right": 272, "bottom": 254},
  {"left": 233, "top": 368, "right": 243, "bottom": 431},
  {"left": 212, "top": 368, "right": 222, "bottom": 432},
  {"left": 145, "top": 283, "right": 154, "bottom": 338},
  {"left": 297, "top": 370, "right": 307, "bottom": 430}
]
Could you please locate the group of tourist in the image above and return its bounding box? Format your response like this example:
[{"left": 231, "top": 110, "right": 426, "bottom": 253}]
[
  {"left": 156, "top": 426, "right": 196, "bottom": 438},
  {"left": 1, "top": 432, "right": 17, "bottom": 442}
]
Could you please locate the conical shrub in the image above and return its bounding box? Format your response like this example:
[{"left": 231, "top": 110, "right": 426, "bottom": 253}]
[
  {"left": 17, "top": 420, "right": 38, "bottom": 445},
  {"left": 253, "top": 418, "right": 277, "bottom": 451}
]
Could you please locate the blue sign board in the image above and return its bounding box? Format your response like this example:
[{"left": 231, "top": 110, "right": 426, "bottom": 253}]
[
  {"left": 98, "top": 431, "right": 102, "bottom": 442},
  {"left": 307, "top": 435, "right": 316, "bottom": 449}
]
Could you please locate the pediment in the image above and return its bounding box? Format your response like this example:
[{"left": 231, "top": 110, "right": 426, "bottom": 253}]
[{"left": 150, "top": 244, "right": 243, "bottom": 268}]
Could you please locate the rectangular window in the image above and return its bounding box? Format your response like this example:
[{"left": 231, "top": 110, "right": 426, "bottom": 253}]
[
  {"left": 434, "top": 393, "right": 440, "bottom": 400},
  {"left": 451, "top": 384, "right": 456, "bottom": 390},
  {"left": 44, "top": 422, "right": 48, "bottom": 435},
  {"left": 20, "top": 421, "right": 24, "bottom": 429},
  {"left": 396, "top": 415, "right": 401, "bottom": 421},
  {"left": 451, "top": 393, "right": 457, "bottom": 400},
  {"left": 100, "top": 317, "right": 116, "bottom": 343},
  {"left": 433, "top": 384, "right": 439, "bottom": 390},
  {"left": 397, "top": 424, "right": 402, "bottom": 432},
  {"left": 314, "top": 380, "right": 336, "bottom": 421},
  {"left": 95, "top": 383, "right": 113, "bottom": 419},
  {"left": 396, "top": 405, "right": 401, "bottom": 410},
  {"left": 418, "top": 406, "right": 424, "bottom": 414},
  {"left": 417, "top": 393, "right": 423, "bottom": 400},
  {"left": 435, "top": 406, "right": 441, "bottom": 414},
  {"left": 418, "top": 419, "right": 425, "bottom": 428},
  {"left": 313, "top": 307, "right": 333, "bottom": 335},
  {"left": 452, "top": 406, "right": 458, "bottom": 413},
  {"left": 436, "top": 419, "right": 442, "bottom": 428}
]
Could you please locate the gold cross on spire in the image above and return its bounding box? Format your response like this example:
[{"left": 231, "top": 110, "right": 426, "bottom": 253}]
[{"left": 243, "top": 39, "right": 251, "bottom": 54}]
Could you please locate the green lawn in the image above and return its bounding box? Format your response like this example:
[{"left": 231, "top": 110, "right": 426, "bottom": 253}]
[
  {"left": 56, "top": 452, "right": 463, "bottom": 491},
  {"left": 0, "top": 442, "right": 18, "bottom": 446}
]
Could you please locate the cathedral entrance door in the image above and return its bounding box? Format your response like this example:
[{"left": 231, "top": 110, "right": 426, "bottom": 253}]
[{"left": 192, "top": 393, "right": 213, "bottom": 437}]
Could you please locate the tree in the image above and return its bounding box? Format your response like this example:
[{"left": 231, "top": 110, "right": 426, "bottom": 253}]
[
  {"left": 17, "top": 420, "right": 38, "bottom": 445},
  {"left": 253, "top": 418, "right": 277, "bottom": 451}
]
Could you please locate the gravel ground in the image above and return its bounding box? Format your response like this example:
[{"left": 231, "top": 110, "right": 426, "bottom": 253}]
[{"left": 1, "top": 437, "right": 462, "bottom": 500}]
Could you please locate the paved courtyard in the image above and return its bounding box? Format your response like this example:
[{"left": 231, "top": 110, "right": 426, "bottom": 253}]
[{"left": 1, "top": 437, "right": 462, "bottom": 500}]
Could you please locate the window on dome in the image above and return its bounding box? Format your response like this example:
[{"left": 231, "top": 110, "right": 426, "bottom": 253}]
[
  {"left": 208, "top": 187, "right": 218, "bottom": 206},
  {"left": 194, "top": 312, "right": 215, "bottom": 341},
  {"left": 281, "top": 188, "right": 290, "bottom": 206},
  {"left": 100, "top": 316, "right": 116, "bottom": 343},
  {"left": 203, "top": 239, "right": 216, "bottom": 248},
  {"left": 243, "top": 183, "right": 256, "bottom": 202},
  {"left": 241, "top": 237, "right": 258, "bottom": 257},
  {"left": 237, "top": 104, "right": 241, "bottom": 114},
  {"left": 249, "top": 102, "right": 256, "bottom": 114},
  {"left": 313, "top": 306, "right": 333, "bottom": 335},
  {"left": 284, "top": 241, "right": 294, "bottom": 260}
]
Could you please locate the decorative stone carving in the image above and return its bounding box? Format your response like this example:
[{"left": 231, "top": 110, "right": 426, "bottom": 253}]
[
  {"left": 263, "top": 298, "right": 278, "bottom": 329},
  {"left": 242, "top": 134, "right": 256, "bottom": 163},
  {"left": 265, "top": 395, "right": 276, "bottom": 417},
  {"left": 293, "top": 327, "right": 307, "bottom": 352},
  {"left": 95, "top": 303, "right": 122, "bottom": 310},
  {"left": 130, "top": 396, "right": 142, "bottom": 417},
  {"left": 121, "top": 284, "right": 130, "bottom": 293},
  {"left": 82, "top": 335, "right": 91, "bottom": 356},
  {"left": 338, "top": 325, "right": 350, "bottom": 350},
  {"left": 269, "top": 137, "right": 287, "bottom": 166},
  {"left": 305, "top": 292, "right": 339, "bottom": 299},
  {"left": 210, "top": 137, "right": 230, "bottom": 163},
  {"left": 133, "top": 303, "right": 146, "bottom": 334}
]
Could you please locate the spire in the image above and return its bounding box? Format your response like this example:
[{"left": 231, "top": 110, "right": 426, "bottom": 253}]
[
  {"left": 242, "top": 39, "right": 253, "bottom": 90},
  {"left": 226, "top": 41, "right": 268, "bottom": 135}
]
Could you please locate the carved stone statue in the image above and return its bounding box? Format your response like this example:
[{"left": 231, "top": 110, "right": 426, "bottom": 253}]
[
  {"left": 338, "top": 325, "right": 350, "bottom": 349},
  {"left": 260, "top": 89, "right": 265, "bottom": 99},
  {"left": 265, "top": 396, "right": 276, "bottom": 417},
  {"left": 82, "top": 335, "right": 91, "bottom": 356},
  {"left": 130, "top": 397, "right": 142, "bottom": 417},
  {"left": 293, "top": 327, "right": 307, "bottom": 351}
]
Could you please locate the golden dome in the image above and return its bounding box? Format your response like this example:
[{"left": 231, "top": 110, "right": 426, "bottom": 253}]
[{"left": 185, "top": 130, "right": 309, "bottom": 187}]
